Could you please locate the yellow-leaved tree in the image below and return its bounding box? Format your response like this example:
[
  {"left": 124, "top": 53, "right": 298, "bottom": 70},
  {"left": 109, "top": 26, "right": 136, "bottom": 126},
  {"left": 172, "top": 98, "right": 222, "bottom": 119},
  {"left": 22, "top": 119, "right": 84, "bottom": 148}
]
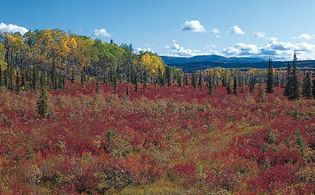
[
  {"left": 0, "top": 43, "right": 8, "bottom": 70},
  {"left": 139, "top": 52, "right": 165, "bottom": 76}
]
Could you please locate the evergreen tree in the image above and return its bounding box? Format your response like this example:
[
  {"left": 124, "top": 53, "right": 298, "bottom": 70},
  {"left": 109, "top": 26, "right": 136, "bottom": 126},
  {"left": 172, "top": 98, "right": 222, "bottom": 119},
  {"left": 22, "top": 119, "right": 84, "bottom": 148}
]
[
  {"left": 288, "top": 52, "right": 300, "bottom": 100},
  {"left": 36, "top": 73, "right": 49, "bottom": 118},
  {"left": 16, "top": 68, "right": 20, "bottom": 92},
  {"left": 176, "top": 74, "right": 182, "bottom": 86},
  {"left": 113, "top": 70, "right": 118, "bottom": 93},
  {"left": 133, "top": 68, "right": 138, "bottom": 92},
  {"left": 275, "top": 72, "right": 280, "bottom": 86},
  {"left": 0, "top": 67, "right": 2, "bottom": 87},
  {"left": 312, "top": 75, "right": 315, "bottom": 99},
  {"left": 165, "top": 66, "right": 172, "bottom": 87},
  {"left": 184, "top": 74, "right": 188, "bottom": 86},
  {"left": 208, "top": 74, "right": 213, "bottom": 95},
  {"left": 258, "top": 81, "right": 265, "bottom": 103},
  {"left": 302, "top": 72, "right": 312, "bottom": 98},
  {"left": 71, "top": 68, "right": 75, "bottom": 84},
  {"left": 249, "top": 76, "right": 255, "bottom": 93},
  {"left": 284, "top": 62, "right": 291, "bottom": 96},
  {"left": 8, "top": 66, "right": 13, "bottom": 91},
  {"left": 198, "top": 72, "right": 203, "bottom": 91},
  {"left": 226, "top": 77, "right": 231, "bottom": 94},
  {"left": 142, "top": 70, "right": 148, "bottom": 93},
  {"left": 80, "top": 69, "right": 85, "bottom": 87},
  {"left": 126, "top": 84, "right": 129, "bottom": 96},
  {"left": 95, "top": 81, "right": 99, "bottom": 94},
  {"left": 233, "top": 76, "right": 237, "bottom": 95},
  {"left": 191, "top": 72, "right": 197, "bottom": 89},
  {"left": 266, "top": 58, "right": 274, "bottom": 93}
]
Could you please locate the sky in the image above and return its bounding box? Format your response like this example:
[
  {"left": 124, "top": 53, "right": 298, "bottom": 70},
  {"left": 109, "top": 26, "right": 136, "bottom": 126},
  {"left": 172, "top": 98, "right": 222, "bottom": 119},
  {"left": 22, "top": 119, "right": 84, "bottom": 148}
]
[{"left": 1, "top": 0, "right": 315, "bottom": 60}]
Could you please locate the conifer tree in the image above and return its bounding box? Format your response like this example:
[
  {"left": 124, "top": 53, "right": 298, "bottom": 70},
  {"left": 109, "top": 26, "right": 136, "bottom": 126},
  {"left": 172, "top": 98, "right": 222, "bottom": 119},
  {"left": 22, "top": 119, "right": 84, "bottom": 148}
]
[
  {"left": 80, "top": 69, "right": 85, "bottom": 87},
  {"left": 113, "top": 70, "right": 118, "bottom": 93},
  {"left": 142, "top": 70, "right": 148, "bottom": 93},
  {"left": 0, "top": 67, "right": 2, "bottom": 87},
  {"left": 266, "top": 58, "right": 274, "bottom": 93},
  {"left": 16, "top": 68, "right": 20, "bottom": 92},
  {"left": 191, "top": 72, "right": 197, "bottom": 89},
  {"left": 36, "top": 73, "right": 49, "bottom": 118},
  {"left": 312, "top": 76, "right": 315, "bottom": 99},
  {"left": 198, "top": 72, "right": 203, "bottom": 91},
  {"left": 288, "top": 52, "right": 300, "bottom": 100},
  {"left": 71, "top": 68, "right": 75, "bottom": 84},
  {"left": 249, "top": 76, "right": 255, "bottom": 93},
  {"left": 184, "top": 74, "right": 188, "bottom": 86},
  {"left": 133, "top": 68, "right": 138, "bottom": 92},
  {"left": 126, "top": 84, "right": 129, "bottom": 96},
  {"left": 226, "top": 77, "right": 231, "bottom": 94},
  {"left": 95, "top": 81, "right": 99, "bottom": 94},
  {"left": 302, "top": 72, "right": 312, "bottom": 98},
  {"left": 233, "top": 76, "right": 237, "bottom": 95},
  {"left": 208, "top": 74, "right": 213, "bottom": 95},
  {"left": 8, "top": 66, "right": 13, "bottom": 91},
  {"left": 165, "top": 66, "right": 172, "bottom": 87},
  {"left": 275, "top": 72, "right": 280, "bottom": 86},
  {"left": 258, "top": 81, "right": 265, "bottom": 103},
  {"left": 284, "top": 62, "right": 291, "bottom": 96}
]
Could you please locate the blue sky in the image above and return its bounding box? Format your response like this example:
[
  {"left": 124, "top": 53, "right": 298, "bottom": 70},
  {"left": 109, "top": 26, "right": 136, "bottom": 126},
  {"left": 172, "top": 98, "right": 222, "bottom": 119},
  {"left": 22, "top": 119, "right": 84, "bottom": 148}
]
[{"left": 1, "top": 0, "right": 315, "bottom": 60}]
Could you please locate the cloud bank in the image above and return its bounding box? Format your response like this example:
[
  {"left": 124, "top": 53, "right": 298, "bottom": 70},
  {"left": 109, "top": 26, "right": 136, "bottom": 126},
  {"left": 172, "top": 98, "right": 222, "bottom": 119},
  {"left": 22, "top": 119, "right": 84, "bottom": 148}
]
[
  {"left": 182, "top": 20, "right": 206, "bottom": 32},
  {"left": 94, "top": 28, "right": 111, "bottom": 38},
  {"left": 0, "top": 22, "right": 28, "bottom": 34}
]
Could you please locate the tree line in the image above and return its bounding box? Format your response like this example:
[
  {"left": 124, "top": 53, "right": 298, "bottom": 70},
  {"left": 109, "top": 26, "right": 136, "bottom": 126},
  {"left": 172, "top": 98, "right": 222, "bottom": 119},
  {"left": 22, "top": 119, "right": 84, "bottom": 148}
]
[{"left": 0, "top": 30, "right": 314, "bottom": 118}]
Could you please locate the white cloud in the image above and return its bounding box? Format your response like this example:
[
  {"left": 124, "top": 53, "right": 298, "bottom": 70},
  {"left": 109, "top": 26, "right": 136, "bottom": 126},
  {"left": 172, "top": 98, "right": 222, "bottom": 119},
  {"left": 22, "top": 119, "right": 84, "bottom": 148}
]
[
  {"left": 296, "top": 33, "right": 312, "bottom": 40},
  {"left": 254, "top": 32, "right": 266, "bottom": 38},
  {"left": 220, "top": 38, "right": 315, "bottom": 60},
  {"left": 223, "top": 43, "right": 259, "bottom": 56},
  {"left": 135, "top": 47, "right": 153, "bottom": 53},
  {"left": 166, "top": 40, "right": 218, "bottom": 57},
  {"left": 94, "top": 28, "right": 111, "bottom": 37},
  {"left": 267, "top": 37, "right": 279, "bottom": 42},
  {"left": 210, "top": 28, "right": 220, "bottom": 34},
  {"left": 229, "top": 25, "right": 245, "bottom": 35},
  {"left": 0, "top": 22, "right": 28, "bottom": 34},
  {"left": 182, "top": 20, "right": 206, "bottom": 32}
]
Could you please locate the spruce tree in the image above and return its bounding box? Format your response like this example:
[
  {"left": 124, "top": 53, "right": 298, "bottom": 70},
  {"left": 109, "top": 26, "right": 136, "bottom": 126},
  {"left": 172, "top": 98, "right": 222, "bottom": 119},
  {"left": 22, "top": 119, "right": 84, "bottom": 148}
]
[
  {"left": 258, "top": 81, "right": 265, "bottom": 103},
  {"left": 36, "top": 73, "right": 49, "bottom": 118},
  {"left": 249, "top": 76, "right": 255, "bottom": 93},
  {"left": 133, "top": 69, "right": 138, "bottom": 92},
  {"left": 288, "top": 53, "right": 300, "bottom": 100},
  {"left": 0, "top": 67, "right": 2, "bottom": 87},
  {"left": 165, "top": 66, "right": 172, "bottom": 87},
  {"left": 266, "top": 58, "right": 274, "bottom": 93},
  {"left": 113, "top": 71, "right": 118, "bottom": 93},
  {"left": 95, "top": 81, "right": 99, "bottom": 94},
  {"left": 71, "top": 68, "right": 75, "bottom": 84},
  {"left": 302, "top": 72, "right": 312, "bottom": 98},
  {"left": 16, "top": 68, "right": 20, "bottom": 92},
  {"left": 233, "top": 76, "right": 237, "bottom": 95},
  {"left": 226, "top": 77, "right": 231, "bottom": 94},
  {"left": 284, "top": 62, "right": 291, "bottom": 97},
  {"left": 184, "top": 74, "right": 188, "bottom": 86},
  {"left": 312, "top": 76, "right": 315, "bottom": 99},
  {"left": 208, "top": 74, "right": 213, "bottom": 95},
  {"left": 142, "top": 70, "right": 148, "bottom": 93},
  {"left": 191, "top": 72, "right": 197, "bottom": 89},
  {"left": 126, "top": 84, "right": 129, "bottom": 96},
  {"left": 198, "top": 72, "right": 203, "bottom": 91},
  {"left": 80, "top": 70, "right": 85, "bottom": 87}
]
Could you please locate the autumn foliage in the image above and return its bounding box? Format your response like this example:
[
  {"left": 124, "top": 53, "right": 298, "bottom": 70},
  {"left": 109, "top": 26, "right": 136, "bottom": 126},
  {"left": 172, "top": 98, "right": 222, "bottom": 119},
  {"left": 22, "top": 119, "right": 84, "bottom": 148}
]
[{"left": 0, "top": 80, "right": 314, "bottom": 194}]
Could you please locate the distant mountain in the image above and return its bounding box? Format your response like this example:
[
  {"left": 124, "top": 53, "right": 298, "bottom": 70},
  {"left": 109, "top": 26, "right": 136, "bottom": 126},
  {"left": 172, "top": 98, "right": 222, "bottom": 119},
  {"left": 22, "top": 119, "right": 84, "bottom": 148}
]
[{"left": 161, "top": 55, "right": 315, "bottom": 72}]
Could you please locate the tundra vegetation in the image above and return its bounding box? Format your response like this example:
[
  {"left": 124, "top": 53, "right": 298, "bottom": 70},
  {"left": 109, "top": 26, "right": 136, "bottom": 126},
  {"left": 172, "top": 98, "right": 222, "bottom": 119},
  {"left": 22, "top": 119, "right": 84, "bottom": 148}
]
[{"left": 0, "top": 30, "right": 314, "bottom": 194}]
